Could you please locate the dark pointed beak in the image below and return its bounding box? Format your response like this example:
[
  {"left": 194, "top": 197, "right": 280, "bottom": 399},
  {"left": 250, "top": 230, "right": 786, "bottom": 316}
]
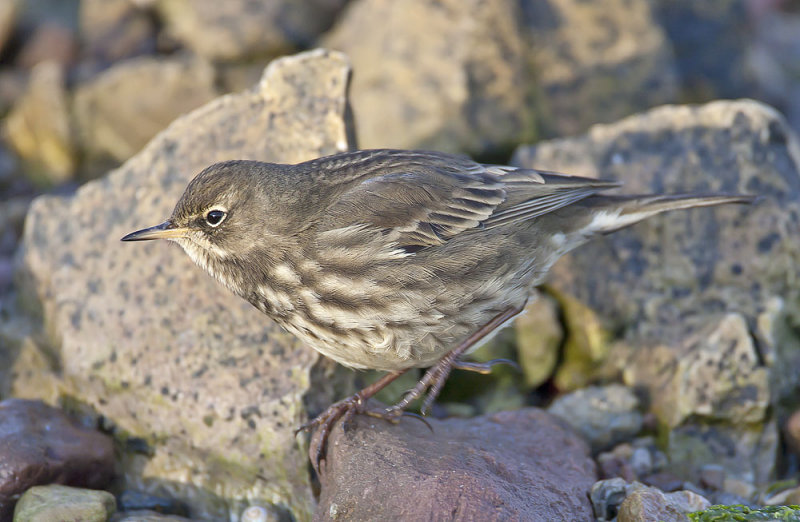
[{"left": 121, "top": 221, "right": 188, "bottom": 241}]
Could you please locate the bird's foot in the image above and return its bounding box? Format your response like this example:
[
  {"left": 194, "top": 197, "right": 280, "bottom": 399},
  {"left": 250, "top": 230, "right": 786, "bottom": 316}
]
[
  {"left": 452, "top": 358, "right": 520, "bottom": 374},
  {"left": 386, "top": 355, "right": 456, "bottom": 417}
]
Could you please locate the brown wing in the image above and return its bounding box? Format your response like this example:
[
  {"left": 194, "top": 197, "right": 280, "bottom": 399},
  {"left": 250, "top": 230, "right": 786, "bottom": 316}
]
[{"left": 317, "top": 150, "right": 619, "bottom": 251}]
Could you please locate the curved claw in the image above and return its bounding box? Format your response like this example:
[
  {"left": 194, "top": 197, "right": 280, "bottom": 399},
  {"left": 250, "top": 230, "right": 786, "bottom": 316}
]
[{"left": 401, "top": 411, "right": 434, "bottom": 432}]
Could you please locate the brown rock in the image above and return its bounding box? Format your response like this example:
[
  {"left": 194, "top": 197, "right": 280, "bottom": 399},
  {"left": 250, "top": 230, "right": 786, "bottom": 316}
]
[
  {"left": 72, "top": 55, "right": 218, "bottom": 167},
  {"left": 0, "top": 0, "right": 17, "bottom": 57},
  {"left": 12, "top": 49, "right": 354, "bottom": 520},
  {"left": 617, "top": 486, "right": 710, "bottom": 522},
  {"left": 786, "top": 409, "right": 800, "bottom": 456},
  {"left": 0, "top": 399, "right": 114, "bottom": 520},
  {"left": 316, "top": 408, "right": 597, "bottom": 521},
  {"left": 155, "top": 0, "right": 348, "bottom": 61}
]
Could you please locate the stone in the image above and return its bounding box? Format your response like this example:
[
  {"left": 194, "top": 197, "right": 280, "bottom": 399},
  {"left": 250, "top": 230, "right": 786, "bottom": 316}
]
[
  {"left": 513, "top": 100, "right": 800, "bottom": 408},
  {"left": 550, "top": 289, "right": 613, "bottom": 390},
  {"left": 316, "top": 408, "right": 597, "bottom": 521},
  {"left": 79, "top": 0, "right": 157, "bottom": 64},
  {"left": 11, "top": 49, "right": 354, "bottom": 520},
  {"left": 513, "top": 293, "right": 563, "bottom": 388},
  {"left": 651, "top": 0, "right": 752, "bottom": 100},
  {"left": 764, "top": 485, "right": 800, "bottom": 506},
  {"left": 626, "top": 313, "right": 770, "bottom": 429},
  {"left": 548, "top": 384, "right": 643, "bottom": 452},
  {"left": 155, "top": 0, "right": 347, "bottom": 61},
  {"left": 699, "top": 464, "right": 726, "bottom": 492},
  {"left": 528, "top": 0, "right": 677, "bottom": 138},
  {"left": 590, "top": 478, "right": 629, "bottom": 521},
  {"left": 786, "top": 409, "right": 800, "bottom": 456},
  {"left": 323, "top": 0, "right": 538, "bottom": 156},
  {"left": 597, "top": 445, "right": 637, "bottom": 482},
  {"left": 4, "top": 61, "right": 77, "bottom": 185},
  {"left": 0, "top": 399, "right": 114, "bottom": 519},
  {"left": 617, "top": 486, "right": 710, "bottom": 522},
  {"left": 111, "top": 512, "right": 195, "bottom": 522},
  {"left": 117, "top": 490, "right": 188, "bottom": 516},
  {"left": 15, "top": 22, "right": 78, "bottom": 68},
  {"left": 13, "top": 485, "right": 116, "bottom": 522},
  {"left": 0, "top": 0, "right": 17, "bottom": 56},
  {"left": 72, "top": 55, "right": 218, "bottom": 167}
]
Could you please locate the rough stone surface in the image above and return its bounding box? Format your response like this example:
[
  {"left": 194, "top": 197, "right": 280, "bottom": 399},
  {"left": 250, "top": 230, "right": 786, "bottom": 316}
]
[
  {"left": 617, "top": 485, "right": 710, "bottom": 522},
  {"left": 11, "top": 49, "right": 354, "bottom": 520},
  {"left": 324, "top": 0, "right": 537, "bottom": 156},
  {"left": 155, "top": 0, "right": 347, "bottom": 61},
  {"left": 4, "top": 61, "right": 76, "bottom": 185},
  {"left": 513, "top": 100, "right": 800, "bottom": 401},
  {"left": 548, "top": 384, "right": 643, "bottom": 452},
  {"left": 513, "top": 293, "right": 563, "bottom": 388},
  {"left": 625, "top": 313, "right": 770, "bottom": 429},
  {"left": 528, "top": 0, "right": 677, "bottom": 138},
  {"left": 79, "top": 0, "right": 157, "bottom": 64},
  {"left": 13, "top": 484, "right": 116, "bottom": 522},
  {"left": 316, "top": 408, "right": 597, "bottom": 521},
  {"left": 73, "top": 55, "right": 218, "bottom": 166},
  {"left": 0, "top": 399, "right": 115, "bottom": 520}
]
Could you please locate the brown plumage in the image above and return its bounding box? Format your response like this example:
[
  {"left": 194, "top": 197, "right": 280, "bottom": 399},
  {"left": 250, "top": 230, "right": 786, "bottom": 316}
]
[{"left": 122, "top": 149, "right": 754, "bottom": 470}]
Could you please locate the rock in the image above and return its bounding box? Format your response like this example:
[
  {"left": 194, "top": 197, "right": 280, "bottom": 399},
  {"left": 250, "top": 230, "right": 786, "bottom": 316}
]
[
  {"left": 666, "top": 421, "right": 778, "bottom": 488},
  {"left": 699, "top": 464, "right": 726, "bottom": 492},
  {"left": 513, "top": 292, "right": 563, "bottom": 388},
  {"left": 651, "top": 0, "right": 752, "bottom": 100},
  {"left": 786, "top": 409, "right": 800, "bottom": 456},
  {"left": 0, "top": 0, "right": 17, "bottom": 57},
  {"left": 13, "top": 485, "right": 116, "bottom": 522},
  {"left": 111, "top": 512, "right": 195, "bottom": 522},
  {"left": 0, "top": 399, "right": 114, "bottom": 519},
  {"left": 316, "top": 408, "right": 597, "bottom": 521},
  {"left": 241, "top": 505, "right": 280, "bottom": 522},
  {"left": 4, "top": 61, "right": 76, "bottom": 185},
  {"left": 617, "top": 485, "right": 710, "bottom": 522},
  {"left": 549, "top": 289, "right": 613, "bottom": 390},
  {"left": 72, "top": 55, "right": 218, "bottom": 168},
  {"left": 626, "top": 313, "right": 770, "bottom": 429},
  {"left": 548, "top": 384, "right": 643, "bottom": 452},
  {"left": 513, "top": 99, "right": 800, "bottom": 406},
  {"left": 764, "top": 485, "right": 800, "bottom": 506},
  {"left": 597, "top": 445, "right": 637, "bottom": 482},
  {"left": 79, "top": 0, "right": 157, "bottom": 64},
  {"left": 15, "top": 22, "right": 78, "bottom": 68},
  {"left": 154, "top": 0, "right": 347, "bottom": 61},
  {"left": 528, "top": 0, "right": 677, "bottom": 138},
  {"left": 117, "top": 490, "right": 188, "bottom": 516},
  {"left": 323, "top": 0, "right": 537, "bottom": 156},
  {"left": 12, "top": 49, "right": 354, "bottom": 520}
]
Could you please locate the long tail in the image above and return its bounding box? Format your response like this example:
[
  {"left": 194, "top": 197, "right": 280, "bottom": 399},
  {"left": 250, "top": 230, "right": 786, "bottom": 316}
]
[{"left": 583, "top": 194, "right": 757, "bottom": 235}]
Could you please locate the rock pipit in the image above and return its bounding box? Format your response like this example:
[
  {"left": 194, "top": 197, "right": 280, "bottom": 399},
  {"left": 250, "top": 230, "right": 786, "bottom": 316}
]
[{"left": 122, "top": 149, "right": 753, "bottom": 471}]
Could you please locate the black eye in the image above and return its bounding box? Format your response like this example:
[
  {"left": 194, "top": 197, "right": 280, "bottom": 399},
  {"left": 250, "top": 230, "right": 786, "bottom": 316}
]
[{"left": 205, "top": 209, "right": 226, "bottom": 227}]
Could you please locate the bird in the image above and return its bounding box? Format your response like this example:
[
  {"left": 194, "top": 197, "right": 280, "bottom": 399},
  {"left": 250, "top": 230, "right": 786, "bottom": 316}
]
[{"left": 122, "top": 148, "right": 754, "bottom": 471}]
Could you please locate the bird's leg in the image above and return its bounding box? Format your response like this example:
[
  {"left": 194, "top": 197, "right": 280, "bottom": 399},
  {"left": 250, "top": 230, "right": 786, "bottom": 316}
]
[
  {"left": 297, "top": 369, "right": 407, "bottom": 474},
  {"left": 386, "top": 305, "right": 523, "bottom": 416}
]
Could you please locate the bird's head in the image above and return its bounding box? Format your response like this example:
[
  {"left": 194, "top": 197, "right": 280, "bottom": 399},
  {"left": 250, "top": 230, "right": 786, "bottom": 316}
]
[{"left": 122, "top": 160, "right": 301, "bottom": 290}]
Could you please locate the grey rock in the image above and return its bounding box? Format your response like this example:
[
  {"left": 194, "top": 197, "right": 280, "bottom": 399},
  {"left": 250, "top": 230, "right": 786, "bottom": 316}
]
[
  {"left": 548, "top": 384, "right": 643, "bottom": 452},
  {"left": 72, "top": 55, "right": 218, "bottom": 167},
  {"left": 591, "top": 478, "right": 629, "bottom": 521},
  {"left": 513, "top": 99, "right": 800, "bottom": 408},
  {"left": 626, "top": 313, "right": 769, "bottom": 429},
  {"left": 652, "top": 0, "right": 752, "bottom": 100},
  {"left": 0, "top": 400, "right": 114, "bottom": 520},
  {"left": 111, "top": 511, "right": 195, "bottom": 522},
  {"left": 12, "top": 49, "right": 354, "bottom": 521},
  {"left": 528, "top": 0, "right": 677, "bottom": 138},
  {"left": 13, "top": 485, "right": 116, "bottom": 522},
  {"left": 4, "top": 61, "right": 77, "bottom": 185},
  {"left": 699, "top": 464, "right": 726, "bottom": 492},
  {"left": 617, "top": 485, "right": 711, "bottom": 522},
  {"left": 155, "top": 0, "right": 348, "bottom": 61},
  {"left": 316, "top": 408, "right": 597, "bottom": 521}
]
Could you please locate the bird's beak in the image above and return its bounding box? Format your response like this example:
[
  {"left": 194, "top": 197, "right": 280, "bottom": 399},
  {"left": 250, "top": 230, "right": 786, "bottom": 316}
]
[{"left": 121, "top": 221, "right": 188, "bottom": 241}]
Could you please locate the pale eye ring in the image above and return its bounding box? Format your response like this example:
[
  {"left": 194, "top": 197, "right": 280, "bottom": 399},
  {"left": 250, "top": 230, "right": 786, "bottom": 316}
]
[{"left": 205, "top": 209, "right": 226, "bottom": 227}]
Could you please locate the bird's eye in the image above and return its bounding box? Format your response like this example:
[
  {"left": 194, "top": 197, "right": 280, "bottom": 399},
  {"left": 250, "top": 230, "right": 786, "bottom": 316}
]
[{"left": 205, "top": 209, "right": 226, "bottom": 227}]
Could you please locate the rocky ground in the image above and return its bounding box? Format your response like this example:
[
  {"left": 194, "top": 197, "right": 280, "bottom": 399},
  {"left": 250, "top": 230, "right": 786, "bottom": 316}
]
[{"left": 0, "top": 1, "right": 800, "bottom": 521}]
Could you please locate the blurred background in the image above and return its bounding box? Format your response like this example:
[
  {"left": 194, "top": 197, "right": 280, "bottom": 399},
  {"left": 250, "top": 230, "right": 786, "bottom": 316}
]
[{"left": 1, "top": 0, "right": 800, "bottom": 296}]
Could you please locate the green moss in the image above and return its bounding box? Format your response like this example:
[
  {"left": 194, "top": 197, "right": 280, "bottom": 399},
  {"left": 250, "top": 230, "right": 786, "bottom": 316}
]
[{"left": 689, "top": 505, "right": 800, "bottom": 521}]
